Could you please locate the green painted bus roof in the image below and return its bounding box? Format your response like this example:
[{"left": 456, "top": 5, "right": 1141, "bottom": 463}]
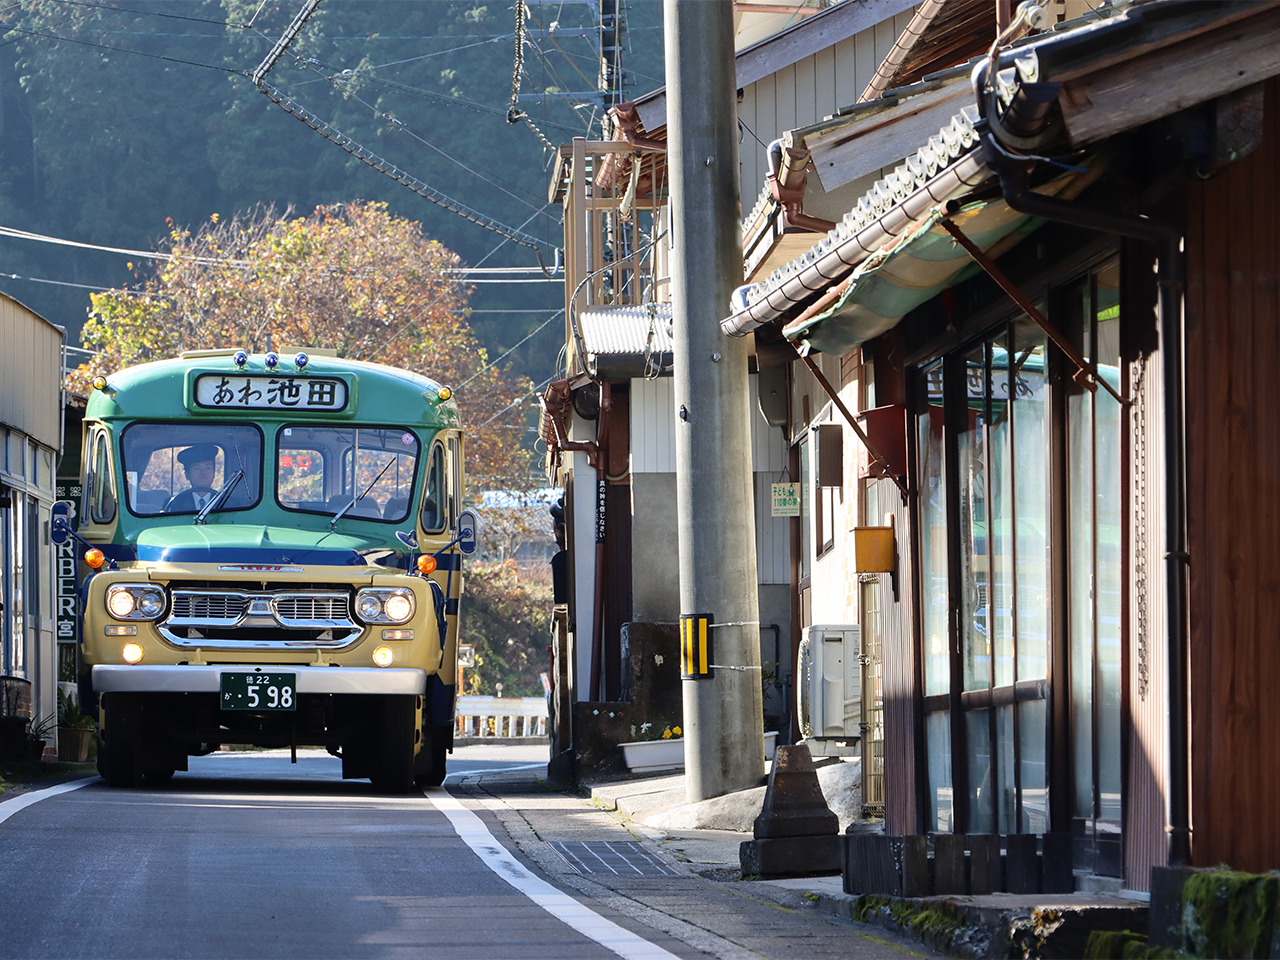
[{"left": 85, "top": 352, "right": 462, "bottom": 428}]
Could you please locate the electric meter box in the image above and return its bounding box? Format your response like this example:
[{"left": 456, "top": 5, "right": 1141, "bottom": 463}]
[{"left": 796, "top": 624, "right": 861, "bottom": 757}]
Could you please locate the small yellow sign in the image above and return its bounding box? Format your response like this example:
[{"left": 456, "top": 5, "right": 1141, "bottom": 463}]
[{"left": 854, "top": 524, "right": 896, "bottom": 573}]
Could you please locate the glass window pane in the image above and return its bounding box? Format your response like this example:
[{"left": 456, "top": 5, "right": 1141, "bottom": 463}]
[
  {"left": 991, "top": 333, "right": 1015, "bottom": 688},
  {"left": 926, "top": 710, "right": 953, "bottom": 833},
  {"left": 122, "top": 424, "right": 263, "bottom": 516},
  {"left": 799, "top": 438, "right": 811, "bottom": 582},
  {"left": 1012, "top": 318, "right": 1049, "bottom": 682},
  {"left": 1096, "top": 267, "right": 1123, "bottom": 827},
  {"left": 996, "top": 703, "right": 1017, "bottom": 834},
  {"left": 90, "top": 433, "right": 116, "bottom": 524},
  {"left": 276, "top": 425, "right": 418, "bottom": 522},
  {"left": 421, "top": 443, "right": 446, "bottom": 532},
  {"left": 960, "top": 344, "right": 990, "bottom": 692},
  {"left": 967, "top": 708, "right": 994, "bottom": 834},
  {"left": 918, "top": 364, "right": 949, "bottom": 696},
  {"left": 1019, "top": 698, "right": 1048, "bottom": 834},
  {"left": 1068, "top": 307, "right": 1095, "bottom": 820}
]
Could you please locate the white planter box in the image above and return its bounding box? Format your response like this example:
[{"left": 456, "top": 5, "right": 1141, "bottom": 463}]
[{"left": 621, "top": 731, "right": 779, "bottom": 773}]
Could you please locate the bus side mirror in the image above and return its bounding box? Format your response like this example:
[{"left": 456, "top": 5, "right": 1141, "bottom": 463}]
[
  {"left": 457, "top": 510, "right": 480, "bottom": 555},
  {"left": 50, "top": 501, "right": 74, "bottom": 546}
]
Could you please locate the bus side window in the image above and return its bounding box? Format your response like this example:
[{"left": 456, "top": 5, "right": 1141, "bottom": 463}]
[
  {"left": 88, "top": 431, "right": 116, "bottom": 524},
  {"left": 421, "top": 442, "right": 446, "bottom": 533},
  {"left": 447, "top": 434, "right": 462, "bottom": 528}
]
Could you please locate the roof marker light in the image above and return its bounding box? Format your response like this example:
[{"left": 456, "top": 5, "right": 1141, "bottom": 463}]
[
  {"left": 437, "top": 386, "right": 452, "bottom": 401},
  {"left": 91, "top": 376, "right": 108, "bottom": 392},
  {"left": 233, "top": 351, "right": 248, "bottom": 367},
  {"left": 265, "top": 352, "right": 279, "bottom": 369},
  {"left": 294, "top": 352, "right": 309, "bottom": 369}
]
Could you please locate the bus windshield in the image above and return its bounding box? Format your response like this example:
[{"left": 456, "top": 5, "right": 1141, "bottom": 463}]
[
  {"left": 121, "top": 423, "right": 264, "bottom": 517},
  {"left": 276, "top": 425, "right": 419, "bottom": 523}
]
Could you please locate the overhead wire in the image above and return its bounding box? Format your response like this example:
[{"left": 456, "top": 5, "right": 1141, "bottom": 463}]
[
  {"left": 310, "top": 61, "right": 554, "bottom": 217},
  {"left": 249, "top": 1, "right": 556, "bottom": 260}
]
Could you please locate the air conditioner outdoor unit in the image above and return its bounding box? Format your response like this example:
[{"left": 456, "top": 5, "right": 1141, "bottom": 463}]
[{"left": 796, "top": 624, "right": 861, "bottom": 757}]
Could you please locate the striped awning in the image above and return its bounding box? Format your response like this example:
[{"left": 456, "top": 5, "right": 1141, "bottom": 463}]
[{"left": 781, "top": 199, "right": 1046, "bottom": 356}]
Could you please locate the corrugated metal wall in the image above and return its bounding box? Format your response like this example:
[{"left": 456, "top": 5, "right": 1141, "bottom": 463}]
[
  {"left": 0, "top": 294, "right": 62, "bottom": 450},
  {"left": 1182, "top": 76, "right": 1280, "bottom": 873},
  {"left": 1122, "top": 246, "right": 1169, "bottom": 893},
  {"left": 737, "top": 10, "right": 918, "bottom": 207},
  {"left": 875, "top": 473, "right": 917, "bottom": 836}
]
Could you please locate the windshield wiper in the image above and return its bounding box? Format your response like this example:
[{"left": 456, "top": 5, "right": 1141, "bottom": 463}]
[
  {"left": 330, "top": 456, "right": 397, "bottom": 530},
  {"left": 194, "top": 444, "right": 247, "bottom": 526},
  {"left": 194, "top": 468, "right": 244, "bottom": 525}
]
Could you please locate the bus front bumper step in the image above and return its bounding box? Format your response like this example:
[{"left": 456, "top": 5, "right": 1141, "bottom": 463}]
[{"left": 91, "top": 664, "right": 427, "bottom": 696}]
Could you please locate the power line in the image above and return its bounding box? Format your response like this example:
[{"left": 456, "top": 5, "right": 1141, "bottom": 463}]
[
  {"left": 0, "top": 18, "right": 241, "bottom": 74},
  {"left": 0, "top": 223, "right": 246, "bottom": 265},
  {"left": 250, "top": 0, "right": 555, "bottom": 256},
  {"left": 456, "top": 311, "right": 563, "bottom": 391},
  {"left": 0, "top": 272, "right": 118, "bottom": 292}
]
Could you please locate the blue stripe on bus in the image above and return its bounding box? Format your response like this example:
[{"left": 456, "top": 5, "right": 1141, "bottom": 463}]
[{"left": 100, "top": 543, "right": 415, "bottom": 569}]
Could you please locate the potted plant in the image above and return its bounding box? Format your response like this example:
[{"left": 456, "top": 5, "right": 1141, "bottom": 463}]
[
  {"left": 619, "top": 723, "right": 685, "bottom": 774},
  {"left": 27, "top": 714, "right": 58, "bottom": 761},
  {"left": 57, "top": 689, "right": 95, "bottom": 762}
]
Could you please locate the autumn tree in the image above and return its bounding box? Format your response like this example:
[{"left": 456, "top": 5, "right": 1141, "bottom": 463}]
[
  {"left": 73, "top": 202, "right": 535, "bottom": 491},
  {"left": 458, "top": 560, "right": 552, "bottom": 698}
]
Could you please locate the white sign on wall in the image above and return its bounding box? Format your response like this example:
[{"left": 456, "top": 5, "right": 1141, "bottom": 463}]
[{"left": 771, "top": 482, "right": 800, "bottom": 517}]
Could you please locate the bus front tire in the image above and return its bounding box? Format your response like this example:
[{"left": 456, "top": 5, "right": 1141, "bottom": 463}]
[
  {"left": 413, "top": 726, "right": 448, "bottom": 788},
  {"left": 103, "top": 693, "right": 144, "bottom": 789},
  {"left": 371, "top": 695, "right": 415, "bottom": 795}
]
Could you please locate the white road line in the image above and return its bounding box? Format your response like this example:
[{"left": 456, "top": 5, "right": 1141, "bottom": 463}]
[
  {"left": 443, "top": 761, "right": 547, "bottom": 781},
  {"left": 427, "top": 792, "right": 682, "bottom": 960},
  {"left": 0, "top": 779, "right": 94, "bottom": 826}
]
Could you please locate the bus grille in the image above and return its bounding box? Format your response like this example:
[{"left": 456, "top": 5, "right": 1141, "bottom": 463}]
[
  {"left": 172, "top": 593, "right": 249, "bottom": 622},
  {"left": 275, "top": 595, "right": 350, "bottom": 623},
  {"left": 162, "top": 588, "right": 359, "bottom": 649}
]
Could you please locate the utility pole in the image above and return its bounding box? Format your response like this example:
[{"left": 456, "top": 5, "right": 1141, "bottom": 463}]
[{"left": 664, "top": 0, "right": 764, "bottom": 802}]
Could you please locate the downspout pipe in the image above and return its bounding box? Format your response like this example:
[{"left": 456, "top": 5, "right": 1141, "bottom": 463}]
[
  {"left": 977, "top": 120, "right": 1191, "bottom": 867},
  {"left": 766, "top": 139, "right": 838, "bottom": 235}
]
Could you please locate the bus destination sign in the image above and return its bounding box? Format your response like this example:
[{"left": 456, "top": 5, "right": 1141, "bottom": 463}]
[{"left": 195, "top": 374, "right": 348, "bottom": 412}]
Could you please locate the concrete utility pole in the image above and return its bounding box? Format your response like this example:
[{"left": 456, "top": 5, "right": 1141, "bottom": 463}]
[{"left": 664, "top": 0, "right": 764, "bottom": 802}]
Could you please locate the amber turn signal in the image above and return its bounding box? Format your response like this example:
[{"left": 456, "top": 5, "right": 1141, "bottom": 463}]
[
  {"left": 85, "top": 548, "right": 106, "bottom": 569},
  {"left": 416, "top": 555, "right": 437, "bottom": 575}
]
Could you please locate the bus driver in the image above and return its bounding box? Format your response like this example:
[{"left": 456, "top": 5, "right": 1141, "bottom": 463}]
[{"left": 166, "top": 443, "right": 220, "bottom": 512}]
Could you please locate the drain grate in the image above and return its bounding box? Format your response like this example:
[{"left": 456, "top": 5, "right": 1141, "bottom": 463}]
[{"left": 548, "top": 841, "right": 679, "bottom": 877}]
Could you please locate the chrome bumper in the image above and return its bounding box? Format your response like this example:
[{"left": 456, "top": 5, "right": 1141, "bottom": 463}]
[{"left": 92, "top": 664, "right": 426, "bottom": 696}]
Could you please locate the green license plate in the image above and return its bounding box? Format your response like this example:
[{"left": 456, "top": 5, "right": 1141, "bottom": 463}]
[{"left": 220, "top": 672, "right": 297, "bottom": 711}]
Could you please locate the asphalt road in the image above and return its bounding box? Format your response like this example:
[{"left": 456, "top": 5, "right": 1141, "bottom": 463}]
[
  {"left": 0, "top": 746, "right": 690, "bottom": 960},
  {"left": 0, "top": 745, "right": 939, "bottom": 960}
]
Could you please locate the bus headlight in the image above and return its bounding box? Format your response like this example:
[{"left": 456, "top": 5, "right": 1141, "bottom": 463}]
[
  {"left": 355, "top": 588, "right": 415, "bottom": 624},
  {"left": 105, "top": 584, "right": 167, "bottom": 621}
]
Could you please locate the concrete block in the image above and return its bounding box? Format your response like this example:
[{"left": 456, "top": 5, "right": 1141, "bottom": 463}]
[
  {"left": 1149, "top": 865, "right": 1199, "bottom": 948},
  {"left": 752, "top": 743, "right": 839, "bottom": 839},
  {"left": 740, "top": 835, "right": 840, "bottom": 879}
]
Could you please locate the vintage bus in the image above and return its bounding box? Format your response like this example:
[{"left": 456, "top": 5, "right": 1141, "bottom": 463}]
[{"left": 53, "top": 348, "right": 474, "bottom": 792}]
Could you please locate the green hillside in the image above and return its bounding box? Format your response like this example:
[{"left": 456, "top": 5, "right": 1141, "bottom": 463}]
[{"left": 0, "top": 0, "right": 665, "bottom": 381}]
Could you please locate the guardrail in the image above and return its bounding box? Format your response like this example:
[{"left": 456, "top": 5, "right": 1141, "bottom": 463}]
[{"left": 456, "top": 695, "right": 548, "bottom": 738}]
